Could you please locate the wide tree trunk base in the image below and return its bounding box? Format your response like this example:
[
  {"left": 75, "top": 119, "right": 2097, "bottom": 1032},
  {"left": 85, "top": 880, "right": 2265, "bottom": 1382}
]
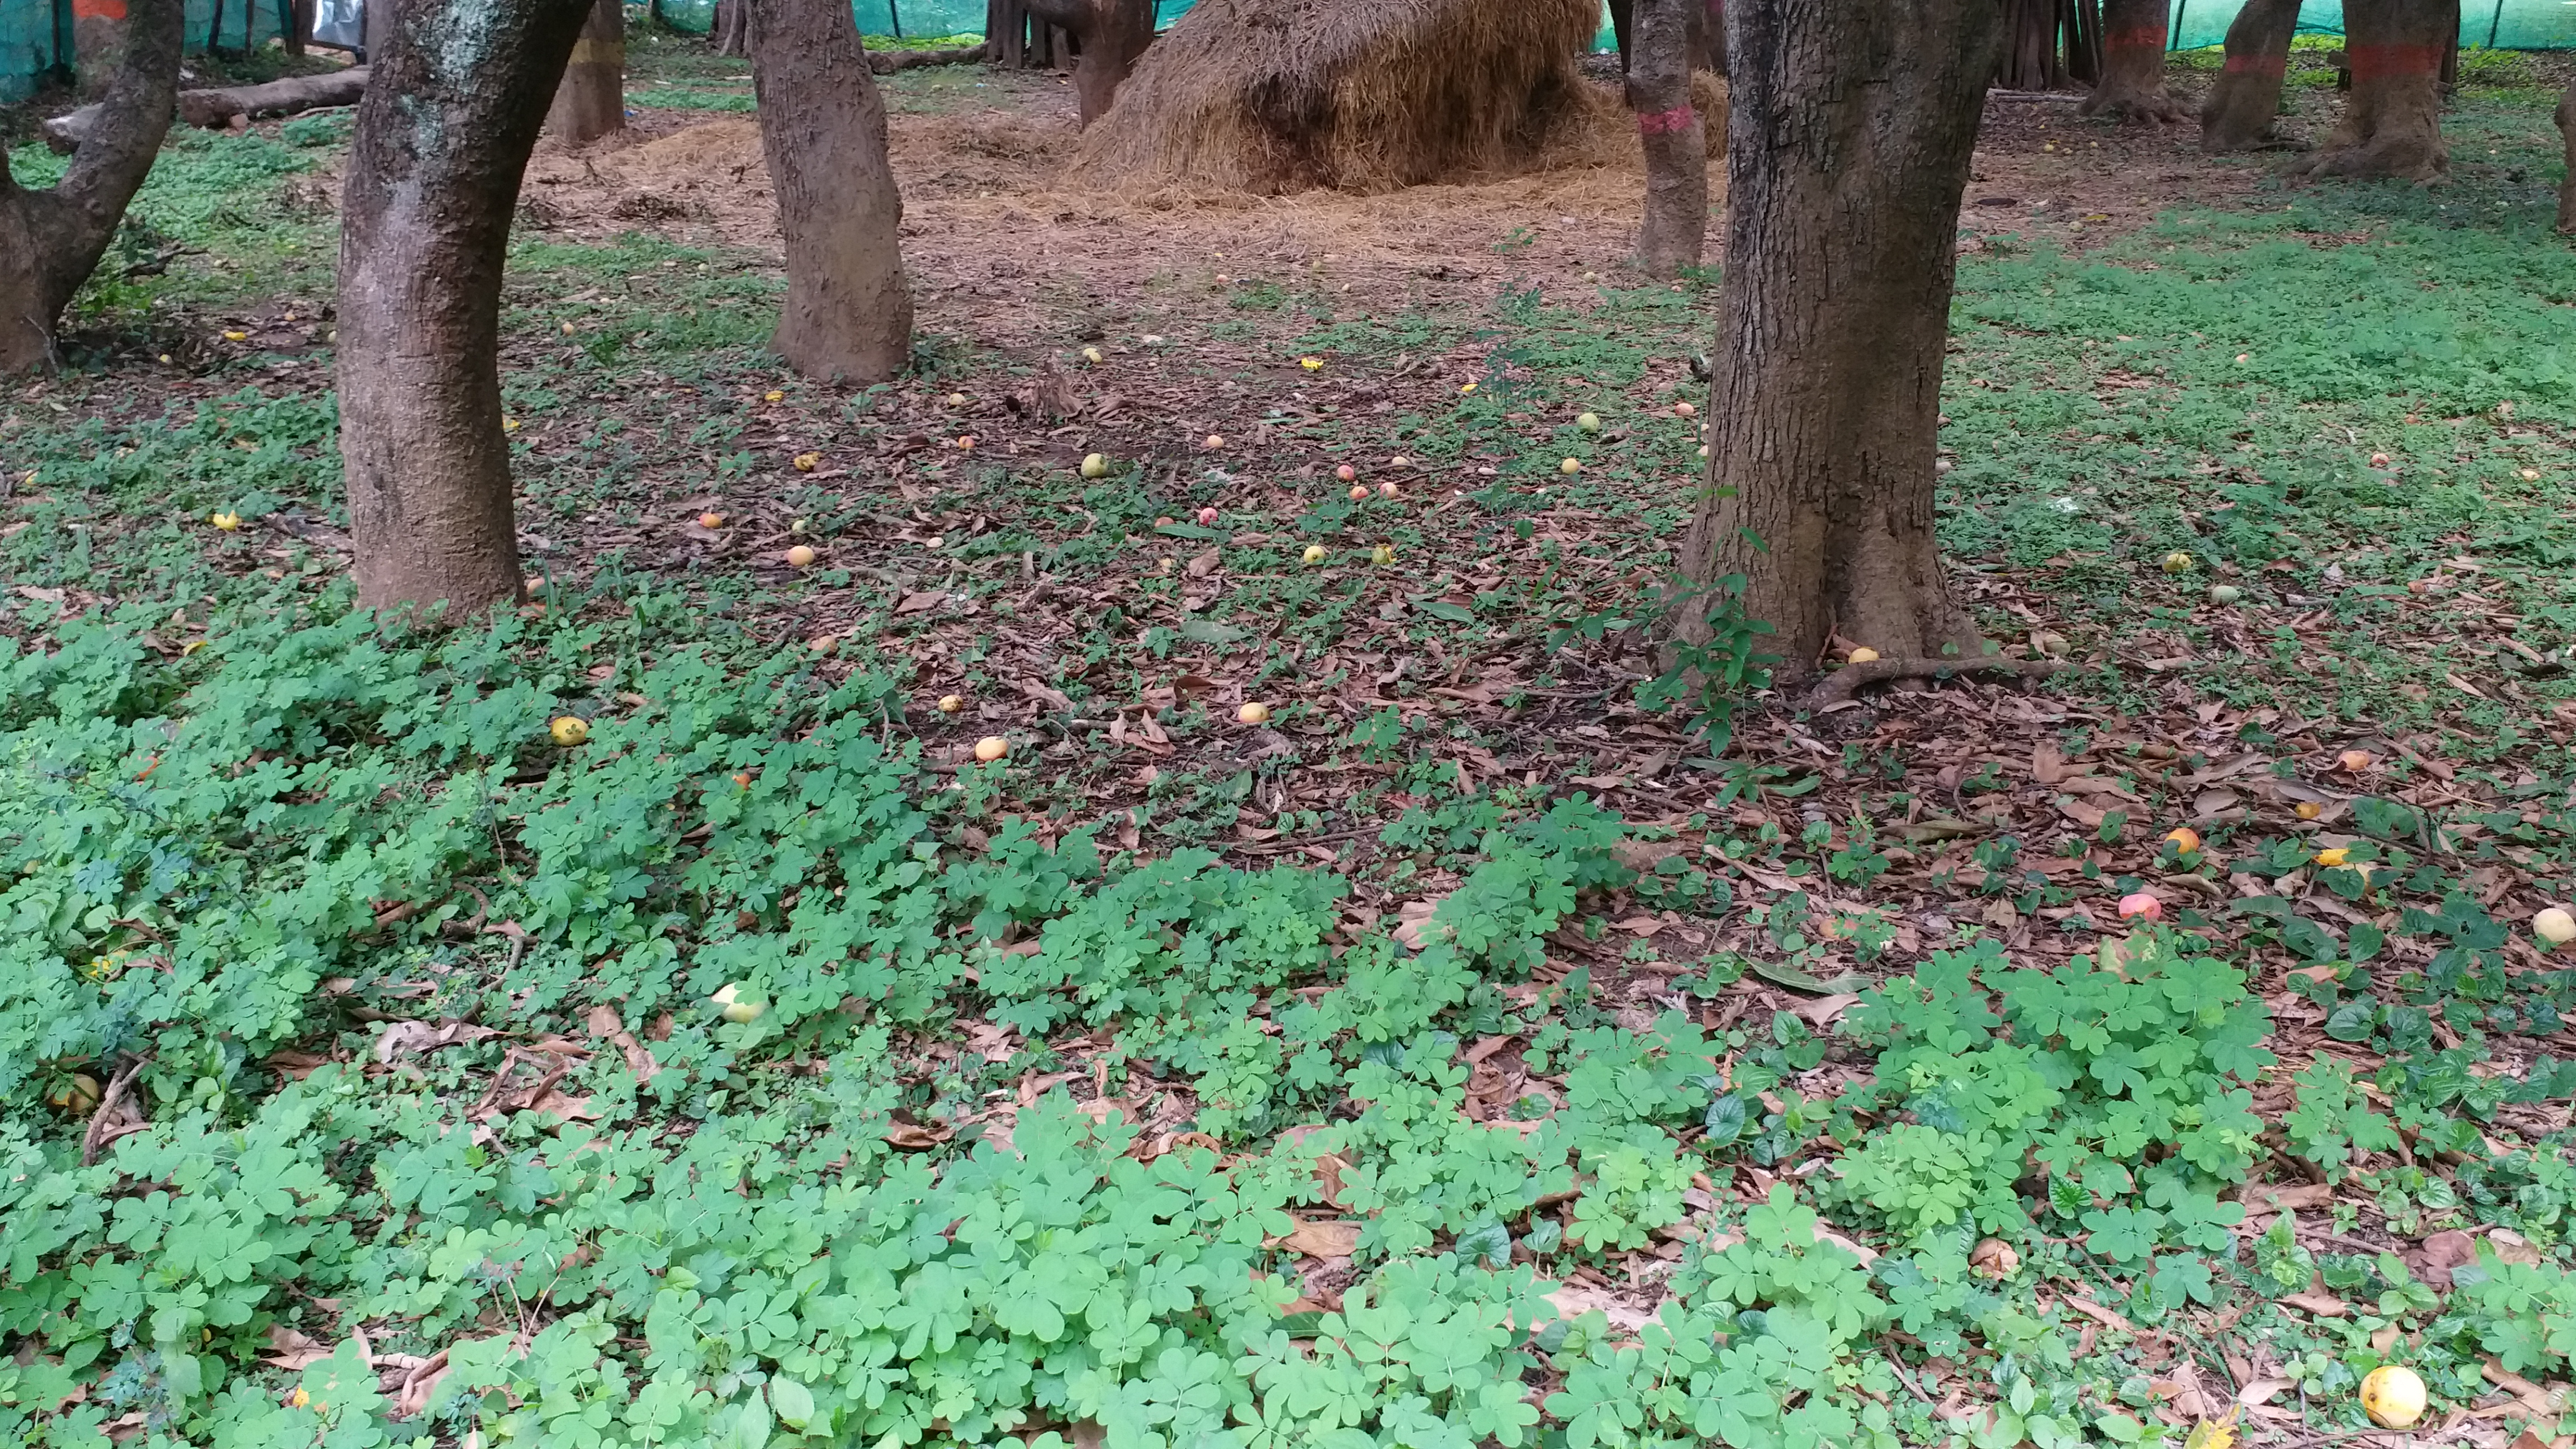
[
  {"left": 2200, "top": 75, "right": 2290, "bottom": 152},
  {"left": 2288, "top": 119, "right": 2447, "bottom": 183},
  {"left": 2077, "top": 82, "right": 2190, "bottom": 126},
  {"left": 1805, "top": 655, "right": 2067, "bottom": 711},
  {"left": 2200, "top": 0, "right": 2299, "bottom": 153}
]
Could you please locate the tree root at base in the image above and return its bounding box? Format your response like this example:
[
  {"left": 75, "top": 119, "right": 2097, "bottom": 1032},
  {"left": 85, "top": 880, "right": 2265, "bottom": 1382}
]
[{"left": 1803, "top": 655, "right": 2068, "bottom": 711}]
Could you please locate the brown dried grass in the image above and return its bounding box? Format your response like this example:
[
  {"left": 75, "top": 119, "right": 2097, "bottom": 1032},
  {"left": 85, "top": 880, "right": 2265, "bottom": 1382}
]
[{"left": 1074, "top": 0, "right": 1607, "bottom": 195}]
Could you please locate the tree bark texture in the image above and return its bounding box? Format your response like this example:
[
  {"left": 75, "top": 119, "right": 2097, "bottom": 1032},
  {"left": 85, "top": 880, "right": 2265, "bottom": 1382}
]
[
  {"left": 72, "top": 0, "right": 132, "bottom": 98},
  {"left": 749, "top": 0, "right": 915, "bottom": 382},
  {"left": 1630, "top": 0, "right": 1706, "bottom": 277},
  {"left": 1024, "top": 0, "right": 1155, "bottom": 124},
  {"left": 2293, "top": 0, "right": 2448, "bottom": 180},
  {"left": 2199, "top": 0, "right": 2299, "bottom": 151},
  {"left": 2556, "top": 79, "right": 2576, "bottom": 233},
  {"left": 546, "top": 0, "right": 627, "bottom": 146},
  {"left": 1675, "top": 0, "right": 1997, "bottom": 681},
  {"left": 2080, "top": 0, "right": 2184, "bottom": 122},
  {"left": 337, "top": 0, "right": 593, "bottom": 617},
  {"left": 1994, "top": 0, "right": 2094, "bottom": 90},
  {"left": 0, "top": 0, "right": 179, "bottom": 372}
]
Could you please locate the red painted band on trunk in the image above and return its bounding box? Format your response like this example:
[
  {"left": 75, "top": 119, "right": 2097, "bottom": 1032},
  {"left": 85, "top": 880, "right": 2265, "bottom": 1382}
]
[
  {"left": 70, "top": 0, "right": 125, "bottom": 21},
  {"left": 2346, "top": 41, "right": 2444, "bottom": 80},
  {"left": 1637, "top": 105, "right": 1697, "bottom": 136},
  {"left": 2222, "top": 51, "right": 2289, "bottom": 76},
  {"left": 2103, "top": 25, "right": 2166, "bottom": 49}
]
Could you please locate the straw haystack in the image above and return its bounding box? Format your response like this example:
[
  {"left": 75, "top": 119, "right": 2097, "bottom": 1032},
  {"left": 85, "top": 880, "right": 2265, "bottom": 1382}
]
[{"left": 1075, "top": 0, "right": 1604, "bottom": 194}]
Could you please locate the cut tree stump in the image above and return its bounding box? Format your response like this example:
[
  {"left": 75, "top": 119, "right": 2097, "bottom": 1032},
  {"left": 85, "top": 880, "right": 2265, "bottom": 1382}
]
[{"left": 44, "top": 67, "right": 370, "bottom": 151}]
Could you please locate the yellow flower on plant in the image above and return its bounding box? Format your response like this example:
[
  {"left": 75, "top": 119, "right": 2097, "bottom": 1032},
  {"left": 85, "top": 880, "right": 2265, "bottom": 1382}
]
[{"left": 2315, "top": 847, "right": 2350, "bottom": 868}]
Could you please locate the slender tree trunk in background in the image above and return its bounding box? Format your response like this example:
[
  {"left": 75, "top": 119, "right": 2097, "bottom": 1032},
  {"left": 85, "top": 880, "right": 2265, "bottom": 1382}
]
[
  {"left": 338, "top": 0, "right": 591, "bottom": 617},
  {"left": 1994, "top": 0, "right": 2059, "bottom": 89},
  {"left": 1025, "top": 0, "right": 1154, "bottom": 123},
  {"left": 1695, "top": 0, "right": 1722, "bottom": 74},
  {"left": 547, "top": 0, "right": 627, "bottom": 145},
  {"left": 282, "top": 0, "right": 310, "bottom": 54},
  {"left": 2200, "top": 0, "right": 2299, "bottom": 151},
  {"left": 713, "top": 0, "right": 748, "bottom": 55},
  {"left": 2065, "top": 0, "right": 2101, "bottom": 85},
  {"left": 2081, "top": 0, "right": 2185, "bottom": 122},
  {"left": 2293, "top": 0, "right": 2448, "bottom": 179},
  {"left": 2555, "top": 80, "right": 2576, "bottom": 232},
  {"left": 749, "top": 0, "right": 915, "bottom": 381},
  {"left": 988, "top": 0, "right": 1030, "bottom": 68},
  {"left": 1673, "top": 0, "right": 1997, "bottom": 680},
  {"left": 0, "top": 0, "right": 178, "bottom": 371},
  {"left": 1630, "top": 0, "right": 1704, "bottom": 277}
]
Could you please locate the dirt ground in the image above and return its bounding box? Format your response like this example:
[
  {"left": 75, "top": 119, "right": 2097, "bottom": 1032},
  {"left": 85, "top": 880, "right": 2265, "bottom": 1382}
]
[{"left": 494, "top": 62, "right": 2367, "bottom": 366}]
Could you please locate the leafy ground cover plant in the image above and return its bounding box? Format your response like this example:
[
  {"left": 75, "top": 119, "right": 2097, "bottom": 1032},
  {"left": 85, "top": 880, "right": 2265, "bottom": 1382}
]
[{"left": 7, "top": 40, "right": 2576, "bottom": 1449}]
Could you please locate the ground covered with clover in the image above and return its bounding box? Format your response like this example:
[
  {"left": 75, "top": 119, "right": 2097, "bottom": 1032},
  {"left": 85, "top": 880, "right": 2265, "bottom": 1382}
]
[{"left": 7, "top": 31, "right": 2576, "bottom": 1449}]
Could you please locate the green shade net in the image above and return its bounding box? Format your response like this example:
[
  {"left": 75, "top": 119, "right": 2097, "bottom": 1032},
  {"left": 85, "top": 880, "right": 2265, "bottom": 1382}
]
[
  {"left": 650, "top": 0, "right": 1194, "bottom": 36},
  {"left": 2168, "top": 0, "right": 2576, "bottom": 50}
]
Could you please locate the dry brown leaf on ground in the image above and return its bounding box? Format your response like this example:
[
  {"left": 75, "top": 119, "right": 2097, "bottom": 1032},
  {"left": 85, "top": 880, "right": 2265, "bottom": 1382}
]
[
  {"left": 2418, "top": 1228, "right": 2481, "bottom": 1288},
  {"left": 583, "top": 1003, "right": 660, "bottom": 1084},
  {"left": 884, "top": 1119, "right": 954, "bottom": 1150},
  {"left": 2281, "top": 1286, "right": 2350, "bottom": 1318},
  {"left": 1276, "top": 1219, "right": 1362, "bottom": 1258},
  {"left": 262, "top": 1325, "right": 332, "bottom": 1371},
  {"left": 372, "top": 1020, "right": 498, "bottom": 1066},
  {"left": 1543, "top": 1283, "right": 1658, "bottom": 1333}
]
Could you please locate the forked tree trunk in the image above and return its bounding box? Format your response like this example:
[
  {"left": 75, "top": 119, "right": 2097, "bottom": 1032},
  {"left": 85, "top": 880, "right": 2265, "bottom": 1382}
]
[
  {"left": 1674, "top": 0, "right": 1997, "bottom": 681},
  {"left": 2556, "top": 80, "right": 2576, "bottom": 233},
  {"left": 547, "top": 0, "right": 627, "bottom": 145},
  {"left": 2293, "top": 0, "right": 2449, "bottom": 180},
  {"left": 1630, "top": 0, "right": 1706, "bottom": 277},
  {"left": 2081, "top": 0, "right": 2185, "bottom": 122},
  {"left": 749, "top": 0, "right": 915, "bottom": 381},
  {"left": 0, "top": 0, "right": 179, "bottom": 372},
  {"left": 338, "top": 0, "right": 594, "bottom": 617},
  {"left": 713, "top": 0, "right": 749, "bottom": 55},
  {"left": 2200, "top": 0, "right": 2299, "bottom": 151},
  {"left": 1025, "top": 0, "right": 1154, "bottom": 123}
]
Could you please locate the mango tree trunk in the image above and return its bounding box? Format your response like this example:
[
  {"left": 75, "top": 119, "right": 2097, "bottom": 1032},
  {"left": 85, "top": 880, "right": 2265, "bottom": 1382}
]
[
  {"left": 749, "top": 0, "right": 915, "bottom": 382},
  {"left": 0, "top": 0, "right": 179, "bottom": 373},
  {"left": 2294, "top": 0, "right": 2449, "bottom": 181},
  {"left": 2080, "top": 0, "right": 2185, "bottom": 123},
  {"left": 547, "top": 0, "right": 627, "bottom": 146},
  {"left": 2199, "top": 0, "right": 2299, "bottom": 151},
  {"left": 1630, "top": 0, "right": 1706, "bottom": 278},
  {"left": 337, "top": 0, "right": 594, "bottom": 617},
  {"left": 1673, "top": 0, "right": 1997, "bottom": 683},
  {"left": 1024, "top": 0, "right": 1155, "bottom": 123}
]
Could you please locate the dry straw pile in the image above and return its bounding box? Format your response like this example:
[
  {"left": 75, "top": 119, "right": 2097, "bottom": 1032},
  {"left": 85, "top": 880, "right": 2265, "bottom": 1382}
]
[{"left": 1076, "top": 0, "right": 1611, "bottom": 194}]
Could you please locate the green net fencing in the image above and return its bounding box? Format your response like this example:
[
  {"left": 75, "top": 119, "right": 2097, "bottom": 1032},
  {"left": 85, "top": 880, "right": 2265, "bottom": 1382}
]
[
  {"left": 2169, "top": 0, "right": 2576, "bottom": 50},
  {"left": 647, "top": 0, "right": 1194, "bottom": 37}
]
